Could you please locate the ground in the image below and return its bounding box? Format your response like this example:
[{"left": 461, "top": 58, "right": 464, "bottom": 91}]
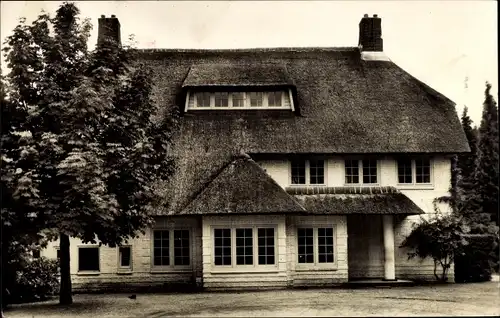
[{"left": 5, "top": 281, "right": 500, "bottom": 317}]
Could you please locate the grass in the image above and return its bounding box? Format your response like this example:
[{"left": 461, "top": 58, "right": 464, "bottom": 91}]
[{"left": 4, "top": 280, "right": 500, "bottom": 317}]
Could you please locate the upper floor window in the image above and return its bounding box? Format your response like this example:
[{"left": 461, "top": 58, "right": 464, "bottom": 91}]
[
  {"left": 187, "top": 90, "right": 292, "bottom": 110},
  {"left": 291, "top": 159, "right": 325, "bottom": 185},
  {"left": 397, "top": 158, "right": 431, "bottom": 184},
  {"left": 345, "top": 159, "right": 378, "bottom": 184}
]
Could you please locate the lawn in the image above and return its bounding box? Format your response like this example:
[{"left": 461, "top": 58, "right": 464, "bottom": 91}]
[{"left": 4, "top": 281, "right": 500, "bottom": 317}]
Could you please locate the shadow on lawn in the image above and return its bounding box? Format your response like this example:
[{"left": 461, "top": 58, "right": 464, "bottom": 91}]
[{"left": 5, "top": 299, "right": 109, "bottom": 315}]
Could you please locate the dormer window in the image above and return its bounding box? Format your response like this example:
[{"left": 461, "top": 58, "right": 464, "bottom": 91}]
[{"left": 186, "top": 90, "right": 293, "bottom": 111}]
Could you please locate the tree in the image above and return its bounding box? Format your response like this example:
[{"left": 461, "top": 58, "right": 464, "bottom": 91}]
[
  {"left": 400, "top": 203, "right": 470, "bottom": 282},
  {"left": 2, "top": 2, "right": 177, "bottom": 305},
  {"left": 474, "top": 83, "right": 499, "bottom": 226}
]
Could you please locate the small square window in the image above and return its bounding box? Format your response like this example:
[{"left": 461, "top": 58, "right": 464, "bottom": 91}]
[
  {"left": 249, "top": 92, "right": 263, "bottom": 107},
  {"left": 78, "top": 247, "right": 99, "bottom": 271},
  {"left": 214, "top": 92, "right": 228, "bottom": 107},
  {"left": 291, "top": 160, "right": 306, "bottom": 184},
  {"left": 195, "top": 92, "right": 211, "bottom": 107},
  {"left": 119, "top": 246, "right": 131, "bottom": 268},
  {"left": 268, "top": 92, "right": 282, "bottom": 107}
]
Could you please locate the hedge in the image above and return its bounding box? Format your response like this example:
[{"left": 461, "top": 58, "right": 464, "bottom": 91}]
[{"left": 454, "top": 234, "right": 499, "bottom": 283}]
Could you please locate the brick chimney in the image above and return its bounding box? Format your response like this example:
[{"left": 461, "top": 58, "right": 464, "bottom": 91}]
[
  {"left": 358, "top": 14, "right": 383, "bottom": 52},
  {"left": 97, "top": 15, "right": 121, "bottom": 46}
]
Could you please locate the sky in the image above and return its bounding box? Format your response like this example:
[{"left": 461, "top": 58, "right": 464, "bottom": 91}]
[{"left": 1, "top": 1, "right": 497, "bottom": 126}]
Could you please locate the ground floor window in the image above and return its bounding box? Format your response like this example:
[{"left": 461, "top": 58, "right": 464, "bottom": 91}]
[
  {"left": 213, "top": 226, "right": 276, "bottom": 268},
  {"left": 78, "top": 246, "right": 100, "bottom": 272},
  {"left": 297, "top": 227, "right": 335, "bottom": 265},
  {"left": 153, "top": 229, "right": 191, "bottom": 268},
  {"left": 118, "top": 246, "right": 132, "bottom": 269}
]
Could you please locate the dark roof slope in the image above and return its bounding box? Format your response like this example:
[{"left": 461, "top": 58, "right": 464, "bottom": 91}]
[
  {"left": 178, "top": 155, "right": 305, "bottom": 215},
  {"left": 137, "top": 47, "right": 470, "bottom": 214},
  {"left": 183, "top": 63, "right": 295, "bottom": 88}
]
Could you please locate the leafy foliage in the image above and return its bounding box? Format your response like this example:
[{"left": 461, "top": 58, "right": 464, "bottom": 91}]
[
  {"left": 2, "top": 2, "right": 177, "bottom": 304},
  {"left": 401, "top": 204, "right": 470, "bottom": 282},
  {"left": 455, "top": 234, "right": 499, "bottom": 283}
]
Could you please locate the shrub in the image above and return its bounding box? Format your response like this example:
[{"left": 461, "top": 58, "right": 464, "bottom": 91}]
[
  {"left": 9, "top": 257, "right": 59, "bottom": 304},
  {"left": 455, "top": 234, "right": 499, "bottom": 283}
]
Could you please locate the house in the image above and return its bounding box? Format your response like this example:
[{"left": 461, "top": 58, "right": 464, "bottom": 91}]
[{"left": 40, "top": 13, "right": 469, "bottom": 291}]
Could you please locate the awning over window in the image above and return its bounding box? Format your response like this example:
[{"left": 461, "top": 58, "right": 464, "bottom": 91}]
[{"left": 182, "top": 63, "right": 296, "bottom": 88}]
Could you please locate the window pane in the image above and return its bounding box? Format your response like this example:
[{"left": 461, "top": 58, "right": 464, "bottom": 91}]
[
  {"left": 236, "top": 228, "right": 253, "bottom": 265},
  {"left": 268, "top": 91, "right": 282, "bottom": 107},
  {"left": 291, "top": 160, "right": 306, "bottom": 184},
  {"left": 309, "top": 159, "right": 325, "bottom": 184},
  {"left": 56, "top": 249, "right": 60, "bottom": 259},
  {"left": 78, "top": 247, "right": 99, "bottom": 271},
  {"left": 416, "top": 159, "right": 431, "bottom": 183},
  {"left": 258, "top": 228, "right": 275, "bottom": 265},
  {"left": 214, "top": 229, "right": 231, "bottom": 266},
  {"left": 318, "top": 228, "right": 334, "bottom": 263},
  {"left": 398, "top": 159, "right": 413, "bottom": 183},
  {"left": 153, "top": 230, "right": 170, "bottom": 266},
  {"left": 345, "top": 160, "right": 359, "bottom": 184},
  {"left": 195, "top": 92, "right": 211, "bottom": 107},
  {"left": 119, "top": 246, "right": 131, "bottom": 267},
  {"left": 297, "top": 228, "right": 314, "bottom": 263},
  {"left": 362, "top": 159, "right": 378, "bottom": 184},
  {"left": 174, "top": 230, "right": 190, "bottom": 266},
  {"left": 214, "top": 92, "right": 228, "bottom": 107},
  {"left": 232, "top": 92, "right": 245, "bottom": 107},
  {"left": 249, "top": 92, "right": 263, "bottom": 107}
]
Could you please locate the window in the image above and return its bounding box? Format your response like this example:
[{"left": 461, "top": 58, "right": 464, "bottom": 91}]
[
  {"left": 153, "top": 229, "right": 191, "bottom": 268},
  {"left": 78, "top": 247, "right": 99, "bottom": 272},
  {"left": 291, "top": 159, "right": 325, "bottom": 185},
  {"left": 345, "top": 159, "right": 378, "bottom": 184},
  {"left": 213, "top": 227, "right": 276, "bottom": 268},
  {"left": 268, "top": 91, "right": 282, "bottom": 106},
  {"left": 214, "top": 92, "right": 228, "bottom": 107},
  {"left": 258, "top": 228, "right": 275, "bottom": 265},
  {"left": 32, "top": 250, "right": 41, "bottom": 258},
  {"left": 195, "top": 92, "right": 211, "bottom": 107},
  {"left": 55, "top": 247, "right": 60, "bottom": 259},
  {"left": 397, "top": 158, "right": 432, "bottom": 184},
  {"left": 119, "top": 246, "right": 132, "bottom": 269},
  {"left": 189, "top": 91, "right": 292, "bottom": 109},
  {"left": 297, "top": 227, "right": 335, "bottom": 265},
  {"left": 249, "top": 92, "right": 263, "bottom": 107}
]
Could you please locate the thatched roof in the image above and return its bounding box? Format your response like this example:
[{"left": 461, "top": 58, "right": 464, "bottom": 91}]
[
  {"left": 178, "top": 155, "right": 306, "bottom": 215},
  {"left": 292, "top": 186, "right": 424, "bottom": 215},
  {"left": 182, "top": 63, "right": 295, "bottom": 88},
  {"left": 136, "top": 47, "right": 470, "bottom": 215}
]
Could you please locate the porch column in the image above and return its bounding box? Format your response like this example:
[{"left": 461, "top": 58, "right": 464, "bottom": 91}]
[{"left": 382, "top": 215, "right": 396, "bottom": 281}]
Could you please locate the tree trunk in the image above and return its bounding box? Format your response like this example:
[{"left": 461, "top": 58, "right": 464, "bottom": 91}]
[
  {"left": 433, "top": 259, "right": 440, "bottom": 281},
  {"left": 59, "top": 233, "right": 72, "bottom": 305}
]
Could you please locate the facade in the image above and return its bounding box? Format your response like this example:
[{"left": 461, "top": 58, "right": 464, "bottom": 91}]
[{"left": 40, "top": 14, "right": 470, "bottom": 292}]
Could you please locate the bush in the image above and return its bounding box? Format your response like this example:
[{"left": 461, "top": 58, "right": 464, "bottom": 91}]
[
  {"left": 9, "top": 257, "right": 59, "bottom": 304},
  {"left": 455, "top": 234, "right": 499, "bottom": 283}
]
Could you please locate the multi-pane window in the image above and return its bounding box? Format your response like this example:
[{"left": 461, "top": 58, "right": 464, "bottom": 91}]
[
  {"left": 214, "top": 92, "right": 229, "bottom": 107},
  {"left": 345, "top": 160, "right": 359, "bottom": 184},
  {"left": 236, "top": 228, "right": 253, "bottom": 265},
  {"left": 249, "top": 92, "right": 263, "bottom": 107},
  {"left": 78, "top": 247, "right": 100, "bottom": 272},
  {"left": 232, "top": 93, "right": 245, "bottom": 107},
  {"left": 153, "top": 230, "right": 170, "bottom": 266},
  {"left": 291, "top": 159, "right": 325, "bottom": 185},
  {"left": 268, "top": 91, "right": 282, "bottom": 106},
  {"left": 213, "top": 227, "right": 276, "bottom": 267},
  {"left": 152, "top": 229, "right": 191, "bottom": 268},
  {"left": 119, "top": 246, "right": 132, "bottom": 269},
  {"left": 258, "top": 228, "right": 275, "bottom": 265},
  {"left": 214, "top": 229, "right": 232, "bottom": 266},
  {"left": 174, "top": 230, "right": 190, "bottom": 266},
  {"left": 195, "top": 92, "right": 211, "bottom": 107},
  {"left": 297, "top": 227, "right": 335, "bottom": 265},
  {"left": 397, "top": 159, "right": 432, "bottom": 184},
  {"left": 345, "top": 159, "right": 378, "bottom": 184}
]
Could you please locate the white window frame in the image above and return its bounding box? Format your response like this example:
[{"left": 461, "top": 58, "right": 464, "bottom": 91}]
[
  {"left": 296, "top": 226, "right": 337, "bottom": 270},
  {"left": 211, "top": 225, "right": 278, "bottom": 272},
  {"left": 117, "top": 245, "right": 132, "bottom": 272},
  {"left": 344, "top": 159, "right": 380, "bottom": 185},
  {"left": 289, "top": 159, "right": 327, "bottom": 186},
  {"left": 186, "top": 90, "right": 294, "bottom": 110},
  {"left": 77, "top": 245, "right": 100, "bottom": 274},
  {"left": 151, "top": 228, "right": 192, "bottom": 272},
  {"left": 396, "top": 158, "right": 433, "bottom": 186}
]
